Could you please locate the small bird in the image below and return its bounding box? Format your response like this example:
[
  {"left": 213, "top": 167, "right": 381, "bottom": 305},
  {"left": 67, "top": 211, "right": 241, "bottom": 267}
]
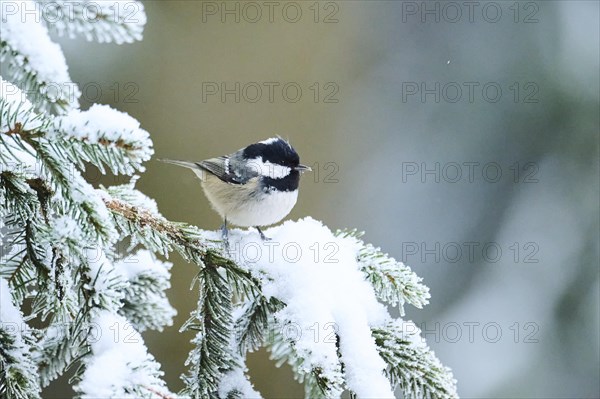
[{"left": 159, "top": 137, "right": 311, "bottom": 244}]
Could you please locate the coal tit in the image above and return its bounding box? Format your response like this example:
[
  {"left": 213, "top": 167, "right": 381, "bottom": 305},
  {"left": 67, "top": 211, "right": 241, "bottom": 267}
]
[{"left": 160, "top": 137, "right": 311, "bottom": 242}]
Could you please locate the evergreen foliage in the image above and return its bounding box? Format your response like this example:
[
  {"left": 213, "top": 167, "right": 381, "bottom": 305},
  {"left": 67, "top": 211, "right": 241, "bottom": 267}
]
[{"left": 0, "top": 2, "right": 458, "bottom": 398}]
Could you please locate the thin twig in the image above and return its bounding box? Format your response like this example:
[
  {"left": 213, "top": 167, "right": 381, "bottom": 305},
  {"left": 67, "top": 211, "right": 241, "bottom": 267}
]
[
  {"left": 102, "top": 197, "right": 205, "bottom": 252},
  {"left": 143, "top": 385, "right": 177, "bottom": 399}
]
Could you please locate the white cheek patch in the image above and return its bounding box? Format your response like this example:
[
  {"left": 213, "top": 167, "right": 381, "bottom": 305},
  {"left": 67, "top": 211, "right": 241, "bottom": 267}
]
[{"left": 247, "top": 158, "right": 291, "bottom": 179}]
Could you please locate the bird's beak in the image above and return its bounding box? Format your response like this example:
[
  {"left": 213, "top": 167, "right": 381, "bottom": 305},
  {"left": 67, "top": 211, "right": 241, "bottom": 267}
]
[{"left": 295, "top": 164, "right": 312, "bottom": 172}]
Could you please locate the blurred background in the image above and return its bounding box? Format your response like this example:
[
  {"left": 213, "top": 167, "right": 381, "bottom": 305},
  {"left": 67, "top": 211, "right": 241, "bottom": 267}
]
[{"left": 46, "top": 1, "right": 598, "bottom": 397}]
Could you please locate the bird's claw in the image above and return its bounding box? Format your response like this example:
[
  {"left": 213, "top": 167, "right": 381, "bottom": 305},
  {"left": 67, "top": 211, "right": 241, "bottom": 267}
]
[{"left": 255, "top": 227, "right": 271, "bottom": 241}]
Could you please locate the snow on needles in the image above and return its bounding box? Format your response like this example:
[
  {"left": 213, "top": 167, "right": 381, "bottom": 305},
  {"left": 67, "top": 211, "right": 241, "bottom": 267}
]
[
  {"left": 76, "top": 311, "right": 169, "bottom": 398},
  {"left": 230, "top": 217, "right": 396, "bottom": 398},
  {"left": 0, "top": 277, "right": 24, "bottom": 328},
  {"left": 0, "top": 1, "right": 69, "bottom": 82},
  {"left": 1, "top": 78, "right": 42, "bottom": 127},
  {"left": 0, "top": 78, "right": 43, "bottom": 174},
  {"left": 114, "top": 249, "right": 171, "bottom": 281},
  {"left": 0, "top": 0, "right": 80, "bottom": 109},
  {"left": 54, "top": 104, "right": 154, "bottom": 164},
  {"left": 218, "top": 322, "right": 261, "bottom": 399},
  {"left": 77, "top": 251, "right": 175, "bottom": 397},
  {"left": 42, "top": 0, "right": 147, "bottom": 44}
]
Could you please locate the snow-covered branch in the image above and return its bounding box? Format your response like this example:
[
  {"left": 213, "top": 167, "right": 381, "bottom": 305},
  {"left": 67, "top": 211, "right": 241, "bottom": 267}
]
[
  {"left": 373, "top": 321, "right": 458, "bottom": 398},
  {"left": 1, "top": 80, "right": 153, "bottom": 176},
  {"left": 74, "top": 311, "right": 172, "bottom": 398},
  {"left": 0, "top": 278, "right": 42, "bottom": 399},
  {"left": 0, "top": 1, "right": 79, "bottom": 113},
  {"left": 337, "top": 229, "right": 431, "bottom": 316},
  {"left": 36, "top": 0, "right": 147, "bottom": 44}
]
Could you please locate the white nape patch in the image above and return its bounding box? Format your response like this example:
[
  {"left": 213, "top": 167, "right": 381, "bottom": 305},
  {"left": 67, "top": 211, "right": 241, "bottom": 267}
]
[
  {"left": 224, "top": 157, "right": 230, "bottom": 174},
  {"left": 259, "top": 137, "right": 282, "bottom": 145},
  {"left": 247, "top": 157, "right": 290, "bottom": 179}
]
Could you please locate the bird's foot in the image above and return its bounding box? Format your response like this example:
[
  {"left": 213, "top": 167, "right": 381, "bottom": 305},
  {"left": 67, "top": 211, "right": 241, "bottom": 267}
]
[{"left": 255, "top": 226, "right": 271, "bottom": 241}]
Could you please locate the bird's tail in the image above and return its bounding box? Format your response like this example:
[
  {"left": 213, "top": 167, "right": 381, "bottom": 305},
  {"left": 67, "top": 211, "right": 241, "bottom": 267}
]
[
  {"left": 158, "top": 158, "right": 206, "bottom": 180},
  {"left": 157, "top": 158, "right": 200, "bottom": 170}
]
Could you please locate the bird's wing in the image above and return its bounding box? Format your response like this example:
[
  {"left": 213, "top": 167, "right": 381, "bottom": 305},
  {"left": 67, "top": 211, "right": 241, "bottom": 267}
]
[{"left": 198, "top": 156, "right": 255, "bottom": 184}]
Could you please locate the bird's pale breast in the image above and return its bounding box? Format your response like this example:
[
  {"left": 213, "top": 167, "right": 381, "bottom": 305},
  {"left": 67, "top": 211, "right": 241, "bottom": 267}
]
[{"left": 201, "top": 174, "right": 298, "bottom": 227}]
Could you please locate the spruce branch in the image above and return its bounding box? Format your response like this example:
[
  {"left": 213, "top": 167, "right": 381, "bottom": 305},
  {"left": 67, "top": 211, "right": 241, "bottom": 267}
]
[
  {"left": 234, "top": 287, "right": 345, "bottom": 398},
  {"left": 100, "top": 199, "right": 355, "bottom": 398},
  {"left": 0, "top": 0, "right": 80, "bottom": 115},
  {"left": 50, "top": 104, "right": 154, "bottom": 175},
  {"left": 180, "top": 265, "right": 236, "bottom": 398},
  {"left": 51, "top": 133, "right": 150, "bottom": 176},
  {"left": 0, "top": 2, "right": 462, "bottom": 396},
  {"left": 0, "top": 302, "right": 42, "bottom": 399},
  {"left": 2, "top": 89, "right": 151, "bottom": 177},
  {"left": 373, "top": 322, "right": 458, "bottom": 399},
  {"left": 118, "top": 251, "right": 176, "bottom": 332},
  {"left": 101, "top": 196, "right": 265, "bottom": 398},
  {"left": 35, "top": 311, "right": 92, "bottom": 387},
  {"left": 2, "top": 4, "right": 177, "bottom": 397},
  {"left": 102, "top": 194, "right": 259, "bottom": 297},
  {"left": 336, "top": 229, "right": 431, "bottom": 316},
  {"left": 1, "top": 99, "right": 151, "bottom": 251},
  {"left": 36, "top": 0, "right": 147, "bottom": 44},
  {"left": 0, "top": 171, "right": 39, "bottom": 221},
  {"left": 102, "top": 195, "right": 209, "bottom": 263},
  {"left": 0, "top": 42, "right": 77, "bottom": 114},
  {"left": 0, "top": 176, "right": 42, "bottom": 304},
  {"left": 268, "top": 328, "right": 345, "bottom": 399},
  {"left": 236, "top": 296, "right": 285, "bottom": 354},
  {"left": 0, "top": 125, "right": 117, "bottom": 244}
]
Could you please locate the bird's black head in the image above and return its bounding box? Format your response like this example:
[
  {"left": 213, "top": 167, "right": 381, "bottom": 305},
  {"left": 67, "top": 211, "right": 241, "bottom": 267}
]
[
  {"left": 243, "top": 137, "right": 309, "bottom": 192},
  {"left": 242, "top": 137, "right": 300, "bottom": 168}
]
